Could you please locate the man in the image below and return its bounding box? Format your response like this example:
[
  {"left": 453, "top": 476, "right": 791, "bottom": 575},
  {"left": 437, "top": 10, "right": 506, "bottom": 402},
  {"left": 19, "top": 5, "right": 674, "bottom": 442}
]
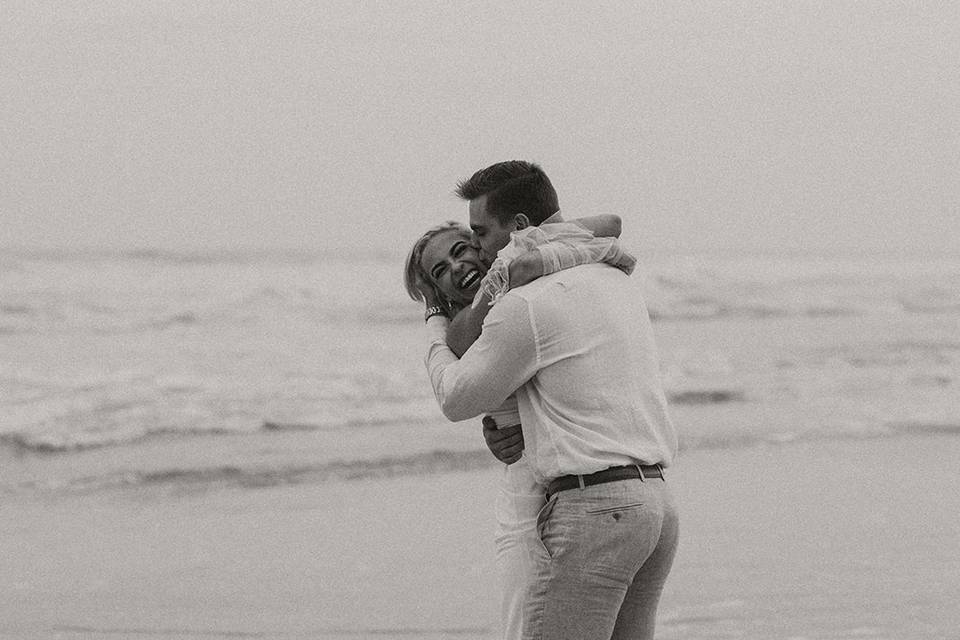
[{"left": 424, "top": 161, "right": 679, "bottom": 639}]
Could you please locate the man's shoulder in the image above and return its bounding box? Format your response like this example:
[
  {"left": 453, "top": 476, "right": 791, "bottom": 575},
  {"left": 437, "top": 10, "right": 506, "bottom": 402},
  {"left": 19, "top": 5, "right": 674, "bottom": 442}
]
[
  {"left": 506, "top": 263, "right": 623, "bottom": 302},
  {"left": 501, "top": 267, "right": 567, "bottom": 301},
  {"left": 529, "top": 262, "right": 623, "bottom": 287}
]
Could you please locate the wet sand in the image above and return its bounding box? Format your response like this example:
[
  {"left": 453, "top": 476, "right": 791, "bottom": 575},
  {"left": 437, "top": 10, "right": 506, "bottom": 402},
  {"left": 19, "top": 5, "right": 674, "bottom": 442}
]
[{"left": 2, "top": 434, "right": 958, "bottom": 639}]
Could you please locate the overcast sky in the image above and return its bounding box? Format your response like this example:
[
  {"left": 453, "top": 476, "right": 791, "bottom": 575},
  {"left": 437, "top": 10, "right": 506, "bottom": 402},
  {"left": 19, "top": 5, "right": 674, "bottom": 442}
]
[{"left": 3, "top": 1, "right": 958, "bottom": 257}]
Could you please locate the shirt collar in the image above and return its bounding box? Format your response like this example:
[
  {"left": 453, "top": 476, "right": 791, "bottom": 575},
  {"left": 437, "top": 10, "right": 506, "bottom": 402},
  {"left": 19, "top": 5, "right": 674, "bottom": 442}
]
[{"left": 542, "top": 210, "right": 563, "bottom": 224}]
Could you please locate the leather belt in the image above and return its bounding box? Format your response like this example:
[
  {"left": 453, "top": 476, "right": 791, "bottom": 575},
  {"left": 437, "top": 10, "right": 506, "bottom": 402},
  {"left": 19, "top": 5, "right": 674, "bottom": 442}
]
[{"left": 546, "top": 464, "right": 664, "bottom": 499}]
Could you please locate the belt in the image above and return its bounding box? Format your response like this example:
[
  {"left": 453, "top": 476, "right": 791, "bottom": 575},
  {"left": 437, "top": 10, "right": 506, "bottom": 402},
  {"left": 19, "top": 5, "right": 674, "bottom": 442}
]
[{"left": 546, "top": 464, "right": 664, "bottom": 499}]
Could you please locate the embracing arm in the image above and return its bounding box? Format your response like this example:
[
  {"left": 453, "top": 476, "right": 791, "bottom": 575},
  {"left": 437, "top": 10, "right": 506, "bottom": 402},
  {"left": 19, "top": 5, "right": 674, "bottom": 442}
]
[
  {"left": 444, "top": 253, "right": 540, "bottom": 357},
  {"left": 426, "top": 296, "right": 538, "bottom": 421},
  {"left": 444, "top": 214, "right": 622, "bottom": 357},
  {"left": 570, "top": 214, "right": 622, "bottom": 238}
]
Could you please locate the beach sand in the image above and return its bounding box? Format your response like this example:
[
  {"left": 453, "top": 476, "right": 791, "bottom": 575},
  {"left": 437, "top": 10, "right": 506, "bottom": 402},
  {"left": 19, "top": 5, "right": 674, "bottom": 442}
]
[{"left": 3, "top": 434, "right": 959, "bottom": 640}]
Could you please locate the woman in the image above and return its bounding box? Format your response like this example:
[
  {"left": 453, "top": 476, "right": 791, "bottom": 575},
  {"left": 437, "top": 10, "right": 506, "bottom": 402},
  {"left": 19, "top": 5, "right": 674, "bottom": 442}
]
[{"left": 404, "top": 215, "right": 633, "bottom": 639}]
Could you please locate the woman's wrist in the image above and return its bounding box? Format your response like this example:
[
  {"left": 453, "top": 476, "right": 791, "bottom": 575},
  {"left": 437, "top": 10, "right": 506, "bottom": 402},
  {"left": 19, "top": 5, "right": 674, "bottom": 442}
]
[{"left": 424, "top": 305, "right": 448, "bottom": 322}]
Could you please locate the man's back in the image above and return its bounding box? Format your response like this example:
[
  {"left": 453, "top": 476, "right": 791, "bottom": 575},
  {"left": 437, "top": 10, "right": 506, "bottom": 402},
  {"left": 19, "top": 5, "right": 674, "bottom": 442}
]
[{"left": 498, "top": 263, "right": 677, "bottom": 483}]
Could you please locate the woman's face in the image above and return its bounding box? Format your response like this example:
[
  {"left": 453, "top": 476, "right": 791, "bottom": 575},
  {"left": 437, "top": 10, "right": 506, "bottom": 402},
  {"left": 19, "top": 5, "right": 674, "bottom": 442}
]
[{"left": 419, "top": 229, "right": 485, "bottom": 306}]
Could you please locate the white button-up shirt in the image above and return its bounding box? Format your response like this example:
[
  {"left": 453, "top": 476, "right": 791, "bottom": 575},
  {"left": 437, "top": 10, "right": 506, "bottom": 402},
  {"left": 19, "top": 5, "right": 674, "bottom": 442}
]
[{"left": 425, "top": 262, "right": 677, "bottom": 485}]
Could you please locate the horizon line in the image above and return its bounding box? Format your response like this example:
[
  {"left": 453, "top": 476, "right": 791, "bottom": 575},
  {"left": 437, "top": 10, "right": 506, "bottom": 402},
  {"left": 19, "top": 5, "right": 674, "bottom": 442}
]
[{"left": 2, "top": 244, "right": 957, "bottom": 262}]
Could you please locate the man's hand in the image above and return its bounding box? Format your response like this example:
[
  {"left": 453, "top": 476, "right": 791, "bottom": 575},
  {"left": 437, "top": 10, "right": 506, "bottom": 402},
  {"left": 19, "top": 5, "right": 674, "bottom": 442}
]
[{"left": 482, "top": 416, "right": 524, "bottom": 465}]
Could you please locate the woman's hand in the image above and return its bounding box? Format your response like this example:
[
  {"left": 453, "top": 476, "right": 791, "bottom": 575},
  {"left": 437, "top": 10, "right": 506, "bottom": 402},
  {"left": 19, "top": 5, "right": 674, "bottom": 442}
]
[{"left": 507, "top": 250, "right": 544, "bottom": 289}]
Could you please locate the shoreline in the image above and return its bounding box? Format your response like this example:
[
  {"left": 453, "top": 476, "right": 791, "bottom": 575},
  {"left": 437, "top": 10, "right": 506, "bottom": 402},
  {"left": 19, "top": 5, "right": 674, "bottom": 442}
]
[{"left": 2, "top": 434, "right": 959, "bottom": 639}]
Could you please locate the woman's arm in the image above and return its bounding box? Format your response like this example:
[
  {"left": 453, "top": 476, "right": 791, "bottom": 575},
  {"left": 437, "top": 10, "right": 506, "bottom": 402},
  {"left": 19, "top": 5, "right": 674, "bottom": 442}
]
[
  {"left": 445, "top": 252, "right": 541, "bottom": 357},
  {"left": 569, "top": 214, "right": 621, "bottom": 238},
  {"left": 444, "top": 215, "right": 625, "bottom": 356}
]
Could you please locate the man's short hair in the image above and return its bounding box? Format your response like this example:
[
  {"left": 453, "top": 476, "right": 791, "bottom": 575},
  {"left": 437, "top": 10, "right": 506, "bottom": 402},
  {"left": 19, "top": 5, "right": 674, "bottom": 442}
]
[{"left": 455, "top": 160, "right": 559, "bottom": 226}]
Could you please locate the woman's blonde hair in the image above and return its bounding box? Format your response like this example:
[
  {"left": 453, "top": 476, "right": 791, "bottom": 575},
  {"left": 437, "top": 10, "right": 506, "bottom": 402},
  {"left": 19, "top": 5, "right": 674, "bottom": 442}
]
[{"left": 403, "top": 221, "right": 472, "bottom": 317}]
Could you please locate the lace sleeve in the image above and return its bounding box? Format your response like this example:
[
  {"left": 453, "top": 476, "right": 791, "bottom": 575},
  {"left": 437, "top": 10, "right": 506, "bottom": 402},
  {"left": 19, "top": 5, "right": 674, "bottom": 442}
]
[
  {"left": 473, "top": 221, "right": 637, "bottom": 308},
  {"left": 537, "top": 236, "right": 636, "bottom": 276}
]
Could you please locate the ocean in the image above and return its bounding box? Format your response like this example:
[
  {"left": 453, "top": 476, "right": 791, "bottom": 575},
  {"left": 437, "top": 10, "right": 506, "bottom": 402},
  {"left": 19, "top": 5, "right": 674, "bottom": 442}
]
[{"left": 2, "top": 248, "right": 959, "bottom": 497}]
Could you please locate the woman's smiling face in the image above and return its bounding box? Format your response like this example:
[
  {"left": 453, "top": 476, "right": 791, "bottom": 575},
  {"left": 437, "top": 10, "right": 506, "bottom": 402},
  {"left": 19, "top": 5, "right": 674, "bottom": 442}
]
[{"left": 419, "top": 228, "right": 485, "bottom": 307}]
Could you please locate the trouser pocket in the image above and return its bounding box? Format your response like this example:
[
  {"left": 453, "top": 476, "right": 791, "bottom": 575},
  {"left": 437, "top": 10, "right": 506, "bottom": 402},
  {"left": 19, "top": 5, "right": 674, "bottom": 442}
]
[
  {"left": 584, "top": 501, "right": 645, "bottom": 515},
  {"left": 535, "top": 492, "right": 559, "bottom": 557}
]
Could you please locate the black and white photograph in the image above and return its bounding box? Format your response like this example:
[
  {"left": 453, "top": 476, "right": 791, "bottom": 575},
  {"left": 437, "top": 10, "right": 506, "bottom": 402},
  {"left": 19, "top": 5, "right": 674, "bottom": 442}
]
[{"left": 2, "top": 2, "right": 958, "bottom": 639}]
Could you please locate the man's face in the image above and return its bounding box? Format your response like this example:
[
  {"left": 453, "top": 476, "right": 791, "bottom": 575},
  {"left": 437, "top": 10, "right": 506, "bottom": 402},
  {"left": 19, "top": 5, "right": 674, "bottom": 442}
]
[{"left": 468, "top": 194, "right": 516, "bottom": 267}]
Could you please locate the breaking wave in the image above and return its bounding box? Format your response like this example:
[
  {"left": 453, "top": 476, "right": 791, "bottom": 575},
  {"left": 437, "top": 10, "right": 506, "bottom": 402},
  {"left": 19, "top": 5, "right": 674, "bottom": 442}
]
[
  {"left": 13, "top": 448, "right": 498, "bottom": 494},
  {"left": 11, "top": 423, "right": 960, "bottom": 496}
]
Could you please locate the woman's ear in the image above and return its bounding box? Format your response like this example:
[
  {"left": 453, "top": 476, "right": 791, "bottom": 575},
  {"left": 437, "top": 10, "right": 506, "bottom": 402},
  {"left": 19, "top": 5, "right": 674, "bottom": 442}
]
[{"left": 514, "top": 213, "right": 530, "bottom": 230}]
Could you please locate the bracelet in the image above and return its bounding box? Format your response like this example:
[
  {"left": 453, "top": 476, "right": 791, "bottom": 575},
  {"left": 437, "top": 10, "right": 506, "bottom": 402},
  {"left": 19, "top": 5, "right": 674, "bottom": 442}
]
[{"left": 424, "top": 305, "right": 448, "bottom": 322}]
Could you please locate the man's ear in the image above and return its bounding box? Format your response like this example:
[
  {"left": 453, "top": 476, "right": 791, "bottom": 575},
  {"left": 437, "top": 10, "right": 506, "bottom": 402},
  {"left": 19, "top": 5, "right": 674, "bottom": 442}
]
[{"left": 514, "top": 213, "right": 530, "bottom": 230}]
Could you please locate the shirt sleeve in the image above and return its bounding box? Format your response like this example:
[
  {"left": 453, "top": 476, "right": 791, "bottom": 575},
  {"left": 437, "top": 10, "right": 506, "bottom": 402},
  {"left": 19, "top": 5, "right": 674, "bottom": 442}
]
[
  {"left": 474, "top": 222, "right": 636, "bottom": 308},
  {"left": 485, "top": 394, "right": 521, "bottom": 429},
  {"left": 425, "top": 294, "right": 539, "bottom": 422},
  {"left": 537, "top": 236, "right": 636, "bottom": 277}
]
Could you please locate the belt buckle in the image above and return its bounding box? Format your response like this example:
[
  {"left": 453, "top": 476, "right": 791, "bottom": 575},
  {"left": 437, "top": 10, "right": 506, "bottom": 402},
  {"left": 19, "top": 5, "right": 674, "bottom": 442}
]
[{"left": 635, "top": 463, "right": 665, "bottom": 482}]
